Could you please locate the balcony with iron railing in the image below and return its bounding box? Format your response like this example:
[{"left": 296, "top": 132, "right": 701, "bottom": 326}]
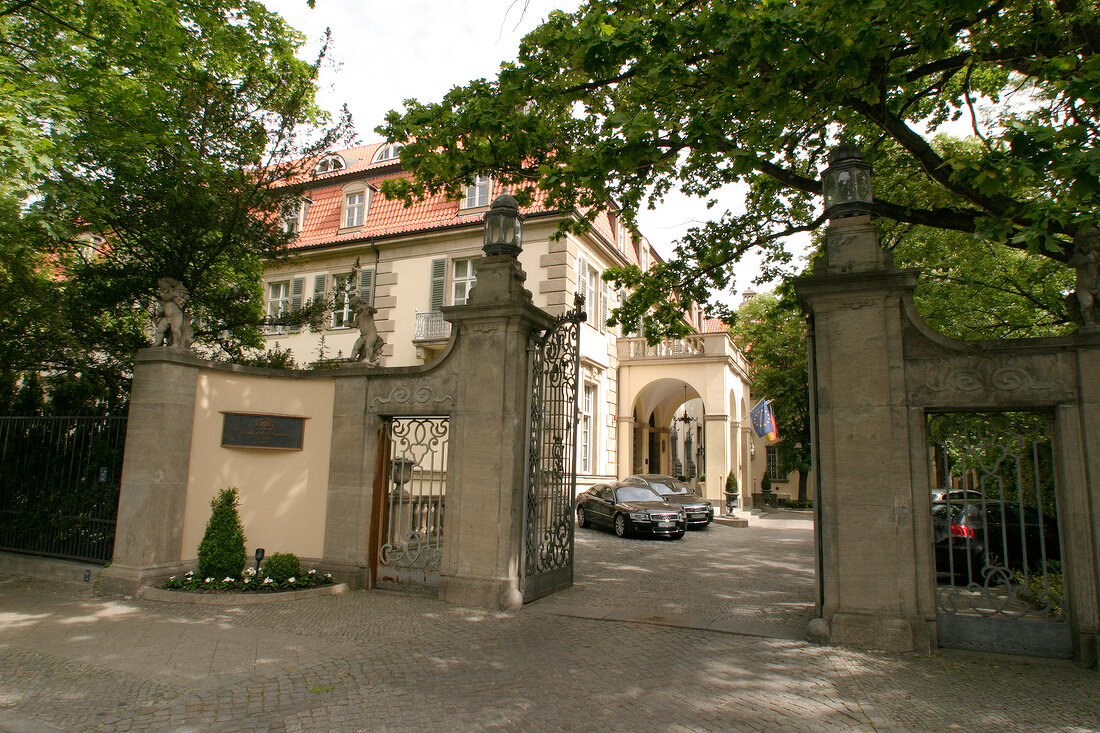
[{"left": 413, "top": 310, "right": 452, "bottom": 342}]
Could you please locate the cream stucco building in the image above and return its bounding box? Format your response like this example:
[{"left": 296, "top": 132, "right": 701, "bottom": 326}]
[{"left": 261, "top": 142, "right": 767, "bottom": 508}]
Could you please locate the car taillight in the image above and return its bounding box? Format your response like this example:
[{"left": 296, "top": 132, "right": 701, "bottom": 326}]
[{"left": 950, "top": 524, "right": 974, "bottom": 539}]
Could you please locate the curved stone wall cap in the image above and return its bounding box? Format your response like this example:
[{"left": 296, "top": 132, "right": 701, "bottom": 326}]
[
  {"left": 901, "top": 295, "right": 1100, "bottom": 355},
  {"left": 829, "top": 142, "right": 864, "bottom": 164}
]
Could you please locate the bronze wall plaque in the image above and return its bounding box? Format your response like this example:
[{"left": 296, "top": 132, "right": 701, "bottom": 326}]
[{"left": 221, "top": 412, "right": 306, "bottom": 450}]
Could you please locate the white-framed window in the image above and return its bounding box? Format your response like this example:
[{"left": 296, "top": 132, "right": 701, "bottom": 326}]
[
  {"left": 577, "top": 256, "right": 610, "bottom": 333},
  {"left": 372, "top": 143, "right": 402, "bottom": 163},
  {"left": 345, "top": 191, "right": 365, "bottom": 228},
  {"left": 282, "top": 198, "right": 310, "bottom": 235},
  {"left": 267, "top": 280, "right": 290, "bottom": 334},
  {"left": 580, "top": 383, "right": 597, "bottom": 474},
  {"left": 636, "top": 237, "right": 649, "bottom": 271},
  {"left": 766, "top": 445, "right": 783, "bottom": 481},
  {"left": 331, "top": 273, "right": 355, "bottom": 328},
  {"left": 462, "top": 175, "right": 491, "bottom": 209},
  {"left": 588, "top": 266, "right": 601, "bottom": 330},
  {"left": 452, "top": 258, "right": 478, "bottom": 306},
  {"left": 616, "top": 221, "right": 630, "bottom": 253},
  {"left": 314, "top": 154, "right": 346, "bottom": 175}
]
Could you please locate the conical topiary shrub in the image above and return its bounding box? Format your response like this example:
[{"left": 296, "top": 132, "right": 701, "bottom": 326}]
[{"left": 197, "top": 487, "right": 247, "bottom": 579}]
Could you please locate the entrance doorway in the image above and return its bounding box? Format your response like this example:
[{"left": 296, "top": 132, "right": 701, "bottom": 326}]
[
  {"left": 928, "top": 411, "right": 1069, "bottom": 658},
  {"left": 372, "top": 416, "right": 449, "bottom": 594}
]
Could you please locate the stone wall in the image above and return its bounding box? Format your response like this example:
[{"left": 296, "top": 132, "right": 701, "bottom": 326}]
[
  {"left": 796, "top": 214, "right": 1100, "bottom": 668},
  {"left": 102, "top": 251, "right": 558, "bottom": 613}
]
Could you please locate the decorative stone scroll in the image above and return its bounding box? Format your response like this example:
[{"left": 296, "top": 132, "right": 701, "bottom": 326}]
[
  {"left": 371, "top": 385, "right": 454, "bottom": 412},
  {"left": 906, "top": 355, "right": 1076, "bottom": 407}
]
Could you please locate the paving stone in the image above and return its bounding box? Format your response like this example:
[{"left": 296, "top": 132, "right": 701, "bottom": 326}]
[{"left": 1, "top": 516, "right": 1097, "bottom": 732}]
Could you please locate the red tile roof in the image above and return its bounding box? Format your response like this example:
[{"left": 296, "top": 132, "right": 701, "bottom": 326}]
[
  {"left": 280, "top": 144, "right": 646, "bottom": 268},
  {"left": 702, "top": 318, "right": 728, "bottom": 334}
]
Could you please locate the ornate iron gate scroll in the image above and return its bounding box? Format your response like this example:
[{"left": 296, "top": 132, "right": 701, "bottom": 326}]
[
  {"left": 377, "top": 416, "right": 449, "bottom": 594},
  {"left": 522, "top": 298, "right": 585, "bottom": 603},
  {"left": 928, "top": 411, "right": 1070, "bottom": 658}
]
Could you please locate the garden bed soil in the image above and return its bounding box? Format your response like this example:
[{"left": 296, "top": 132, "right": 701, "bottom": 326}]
[{"left": 139, "top": 583, "right": 348, "bottom": 605}]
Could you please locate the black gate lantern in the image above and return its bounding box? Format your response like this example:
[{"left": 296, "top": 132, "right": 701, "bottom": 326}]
[
  {"left": 822, "top": 143, "right": 873, "bottom": 220},
  {"left": 483, "top": 193, "right": 523, "bottom": 257}
]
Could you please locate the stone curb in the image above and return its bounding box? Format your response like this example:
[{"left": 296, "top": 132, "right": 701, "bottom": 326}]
[
  {"left": 712, "top": 516, "right": 749, "bottom": 527},
  {"left": 138, "top": 582, "right": 348, "bottom": 605}
]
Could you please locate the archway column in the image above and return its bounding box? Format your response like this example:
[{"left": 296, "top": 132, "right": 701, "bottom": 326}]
[
  {"left": 701, "top": 414, "right": 731, "bottom": 505},
  {"left": 616, "top": 415, "right": 635, "bottom": 479}
]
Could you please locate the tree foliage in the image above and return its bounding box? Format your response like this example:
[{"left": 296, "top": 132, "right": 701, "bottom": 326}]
[
  {"left": 731, "top": 289, "right": 811, "bottom": 500},
  {"left": 890, "top": 226, "right": 1075, "bottom": 340},
  {"left": 0, "top": 0, "right": 350, "bottom": 409},
  {"left": 378, "top": 0, "right": 1099, "bottom": 336}
]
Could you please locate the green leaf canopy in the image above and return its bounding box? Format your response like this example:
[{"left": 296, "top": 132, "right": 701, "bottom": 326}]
[{"left": 379, "top": 0, "right": 1098, "bottom": 336}]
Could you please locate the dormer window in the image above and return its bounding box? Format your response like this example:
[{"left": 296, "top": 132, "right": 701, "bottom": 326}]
[
  {"left": 314, "top": 154, "right": 347, "bottom": 175},
  {"left": 340, "top": 183, "right": 371, "bottom": 230},
  {"left": 461, "top": 175, "right": 491, "bottom": 209},
  {"left": 372, "top": 143, "right": 402, "bottom": 163},
  {"left": 282, "top": 197, "right": 311, "bottom": 235}
]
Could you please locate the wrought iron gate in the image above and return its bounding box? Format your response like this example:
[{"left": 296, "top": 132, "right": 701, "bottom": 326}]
[
  {"left": 376, "top": 416, "right": 449, "bottom": 593},
  {"left": 0, "top": 415, "right": 127, "bottom": 564},
  {"left": 928, "top": 411, "right": 1070, "bottom": 658},
  {"left": 522, "top": 298, "right": 585, "bottom": 602}
]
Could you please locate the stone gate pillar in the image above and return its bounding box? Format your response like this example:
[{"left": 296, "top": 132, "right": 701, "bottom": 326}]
[
  {"left": 795, "top": 212, "right": 934, "bottom": 653},
  {"left": 101, "top": 350, "right": 201, "bottom": 593},
  {"left": 439, "top": 247, "right": 553, "bottom": 610}
]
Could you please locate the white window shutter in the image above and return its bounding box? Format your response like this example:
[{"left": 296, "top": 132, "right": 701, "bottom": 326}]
[
  {"left": 576, "top": 257, "right": 588, "bottom": 300},
  {"left": 430, "top": 258, "right": 446, "bottom": 312},
  {"left": 313, "top": 274, "right": 326, "bottom": 300}
]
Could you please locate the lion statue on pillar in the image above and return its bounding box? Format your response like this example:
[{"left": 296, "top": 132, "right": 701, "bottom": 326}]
[
  {"left": 152, "top": 277, "right": 193, "bottom": 349},
  {"left": 349, "top": 294, "right": 385, "bottom": 366}
]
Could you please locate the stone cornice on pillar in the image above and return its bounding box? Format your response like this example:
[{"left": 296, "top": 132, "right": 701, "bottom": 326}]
[{"left": 794, "top": 268, "right": 920, "bottom": 312}]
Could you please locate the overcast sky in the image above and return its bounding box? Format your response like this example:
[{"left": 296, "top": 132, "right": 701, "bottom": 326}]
[{"left": 262, "top": 0, "right": 797, "bottom": 303}]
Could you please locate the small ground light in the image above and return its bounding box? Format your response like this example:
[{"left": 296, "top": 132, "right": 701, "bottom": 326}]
[{"left": 255, "top": 548, "right": 265, "bottom": 573}]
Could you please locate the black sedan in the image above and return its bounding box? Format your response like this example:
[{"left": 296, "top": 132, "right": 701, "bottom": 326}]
[
  {"left": 621, "top": 474, "right": 714, "bottom": 528},
  {"left": 576, "top": 483, "right": 686, "bottom": 539},
  {"left": 933, "top": 500, "right": 1061, "bottom": 585}
]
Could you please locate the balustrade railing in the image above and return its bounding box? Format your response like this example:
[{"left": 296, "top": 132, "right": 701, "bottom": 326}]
[
  {"left": 625, "top": 335, "right": 707, "bottom": 359},
  {"left": 414, "top": 310, "right": 451, "bottom": 341}
]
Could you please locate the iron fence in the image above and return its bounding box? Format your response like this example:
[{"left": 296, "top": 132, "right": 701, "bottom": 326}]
[{"left": 0, "top": 416, "right": 127, "bottom": 564}]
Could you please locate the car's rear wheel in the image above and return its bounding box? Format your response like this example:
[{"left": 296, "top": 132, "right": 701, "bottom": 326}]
[
  {"left": 613, "top": 514, "right": 628, "bottom": 537},
  {"left": 577, "top": 506, "right": 589, "bottom": 528}
]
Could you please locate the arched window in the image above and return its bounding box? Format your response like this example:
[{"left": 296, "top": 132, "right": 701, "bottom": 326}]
[
  {"left": 372, "top": 143, "right": 402, "bottom": 163},
  {"left": 314, "top": 154, "right": 347, "bottom": 175}
]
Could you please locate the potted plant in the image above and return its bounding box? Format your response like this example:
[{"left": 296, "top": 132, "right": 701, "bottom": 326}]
[{"left": 724, "top": 472, "right": 739, "bottom": 513}]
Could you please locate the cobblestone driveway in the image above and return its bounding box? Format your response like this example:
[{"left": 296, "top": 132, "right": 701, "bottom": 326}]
[{"left": 1, "top": 513, "right": 1097, "bottom": 732}]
